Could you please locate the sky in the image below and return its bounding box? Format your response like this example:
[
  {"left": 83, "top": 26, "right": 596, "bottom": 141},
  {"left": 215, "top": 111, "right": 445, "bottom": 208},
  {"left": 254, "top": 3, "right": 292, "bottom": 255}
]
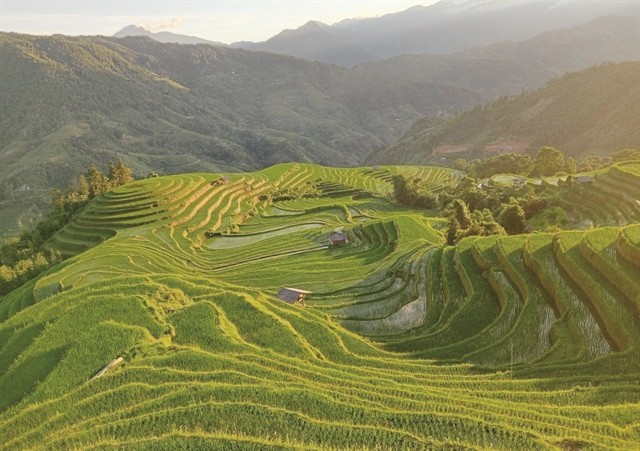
[{"left": 0, "top": 1, "right": 438, "bottom": 43}]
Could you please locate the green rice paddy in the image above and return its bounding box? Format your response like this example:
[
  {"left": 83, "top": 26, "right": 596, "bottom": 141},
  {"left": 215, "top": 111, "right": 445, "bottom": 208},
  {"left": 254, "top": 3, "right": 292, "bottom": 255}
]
[{"left": 1, "top": 163, "right": 639, "bottom": 450}]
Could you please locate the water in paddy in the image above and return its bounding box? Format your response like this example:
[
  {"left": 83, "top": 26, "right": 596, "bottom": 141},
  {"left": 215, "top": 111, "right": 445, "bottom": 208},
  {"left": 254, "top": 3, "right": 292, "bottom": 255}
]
[{"left": 206, "top": 223, "right": 324, "bottom": 249}]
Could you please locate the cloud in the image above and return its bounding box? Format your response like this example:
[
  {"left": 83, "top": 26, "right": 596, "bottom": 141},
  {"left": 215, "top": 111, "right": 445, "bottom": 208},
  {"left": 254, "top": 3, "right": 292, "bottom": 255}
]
[{"left": 138, "top": 17, "right": 183, "bottom": 32}]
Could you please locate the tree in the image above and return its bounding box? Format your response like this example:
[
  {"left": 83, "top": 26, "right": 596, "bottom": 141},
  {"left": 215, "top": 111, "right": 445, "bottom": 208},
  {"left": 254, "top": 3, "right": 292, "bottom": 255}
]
[
  {"left": 75, "top": 175, "right": 90, "bottom": 201},
  {"left": 530, "top": 146, "right": 565, "bottom": 177},
  {"left": 445, "top": 198, "right": 508, "bottom": 244},
  {"left": 467, "top": 209, "right": 506, "bottom": 238},
  {"left": 611, "top": 148, "right": 640, "bottom": 163},
  {"left": 51, "top": 188, "right": 66, "bottom": 209},
  {"left": 498, "top": 198, "right": 526, "bottom": 235},
  {"left": 86, "top": 165, "right": 107, "bottom": 198},
  {"left": 445, "top": 199, "right": 471, "bottom": 245},
  {"left": 446, "top": 199, "right": 471, "bottom": 229},
  {"left": 446, "top": 218, "right": 460, "bottom": 246},
  {"left": 578, "top": 155, "right": 610, "bottom": 172},
  {"left": 108, "top": 158, "right": 134, "bottom": 187},
  {"left": 453, "top": 158, "right": 468, "bottom": 172},
  {"left": 0, "top": 265, "right": 15, "bottom": 284},
  {"left": 564, "top": 157, "right": 577, "bottom": 174},
  {"left": 470, "top": 153, "right": 533, "bottom": 178}
]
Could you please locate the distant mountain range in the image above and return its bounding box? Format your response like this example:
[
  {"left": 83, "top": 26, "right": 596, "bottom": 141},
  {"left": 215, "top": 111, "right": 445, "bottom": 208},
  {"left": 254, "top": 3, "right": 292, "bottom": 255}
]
[
  {"left": 355, "top": 15, "right": 640, "bottom": 96},
  {"left": 368, "top": 62, "right": 640, "bottom": 165},
  {"left": 231, "top": 0, "right": 638, "bottom": 66},
  {"left": 113, "top": 25, "right": 225, "bottom": 47}
]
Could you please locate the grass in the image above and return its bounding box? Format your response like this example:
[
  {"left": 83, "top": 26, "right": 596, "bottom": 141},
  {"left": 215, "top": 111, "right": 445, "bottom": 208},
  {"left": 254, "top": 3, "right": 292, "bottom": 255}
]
[{"left": 1, "top": 163, "right": 639, "bottom": 449}]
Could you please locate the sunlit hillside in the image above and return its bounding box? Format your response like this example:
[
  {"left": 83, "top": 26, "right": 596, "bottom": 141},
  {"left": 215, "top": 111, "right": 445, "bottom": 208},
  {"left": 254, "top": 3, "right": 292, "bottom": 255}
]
[{"left": 1, "top": 163, "right": 639, "bottom": 449}]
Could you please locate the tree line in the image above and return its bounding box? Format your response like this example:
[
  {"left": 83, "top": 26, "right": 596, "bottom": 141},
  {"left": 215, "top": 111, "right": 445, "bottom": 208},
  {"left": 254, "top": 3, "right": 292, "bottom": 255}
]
[
  {"left": 0, "top": 160, "right": 134, "bottom": 295},
  {"left": 454, "top": 147, "right": 640, "bottom": 179},
  {"left": 392, "top": 146, "right": 637, "bottom": 245},
  {"left": 393, "top": 173, "right": 529, "bottom": 244}
]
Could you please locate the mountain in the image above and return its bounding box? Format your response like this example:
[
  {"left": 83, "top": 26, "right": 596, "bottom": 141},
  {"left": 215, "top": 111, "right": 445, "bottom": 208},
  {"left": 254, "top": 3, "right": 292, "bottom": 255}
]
[
  {"left": 0, "top": 32, "right": 482, "bottom": 234},
  {"left": 2, "top": 10, "right": 639, "bottom": 238},
  {"left": 113, "top": 25, "right": 225, "bottom": 46},
  {"left": 232, "top": 0, "right": 638, "bottom": 66},
  {"left": 368, "top": 62, "right": 640, "bottom": 165},
  {"left": 355, "top": 15, "right": 640, "bottom": 96},
  {"left": 234, "top": 20, "right": 373, "bottom": 67}
]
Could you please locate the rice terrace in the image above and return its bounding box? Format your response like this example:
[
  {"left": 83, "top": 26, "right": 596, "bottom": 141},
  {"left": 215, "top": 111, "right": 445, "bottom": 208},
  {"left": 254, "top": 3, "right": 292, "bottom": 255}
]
[
  {"left": 1, "top": 161, "right": 639, "bottom": 449},
  {"left": 2, "top": 1, "right": 640, "bottom": 448}
]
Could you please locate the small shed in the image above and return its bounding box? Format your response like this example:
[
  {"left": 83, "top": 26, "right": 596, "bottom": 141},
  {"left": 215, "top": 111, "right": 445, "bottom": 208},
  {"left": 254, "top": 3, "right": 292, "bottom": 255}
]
[
  {"left": 513, "top": 177, "right": 526, "bottom": 187},
  {"left": 277, "top": 287, "right": 311, "bottom": 305},
  {"left": 329, "top": 231, "right": 349, "bottom": 246},
  {"left": 212, "top": 175, "right": 231, "bottom": 186},
  {"left": 576, "top": 175, "right": 594, "bottom": 184}
]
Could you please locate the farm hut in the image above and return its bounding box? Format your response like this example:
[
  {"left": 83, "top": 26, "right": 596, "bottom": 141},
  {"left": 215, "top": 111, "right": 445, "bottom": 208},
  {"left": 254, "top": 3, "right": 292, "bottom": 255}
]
[
  {"left": 577, "top": 175, "right": 594, "bottom": 184},
  {"left": 212, "top": 175, "right": 231, "bottom": 186},
  {"left": 329, "top": 231, "right": 349, "bottom": 246},
  {"left": 513, "top": 177, "right": 526, "bottom": 187},
  {"left": 277, "top": 287, "right": 311, "bottom": 305}
]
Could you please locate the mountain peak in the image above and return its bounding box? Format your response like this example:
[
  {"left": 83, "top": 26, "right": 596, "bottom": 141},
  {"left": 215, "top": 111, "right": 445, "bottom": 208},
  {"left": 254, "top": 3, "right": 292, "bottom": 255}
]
[
  {"left": 114, "top": 25, "right": 151, "bottom": 38},
  {"left": 113, "top": 25, "right": 224, "bottom": 46},
  {"left": 300, "top": 20, "right": 328, "bottom": 29}
]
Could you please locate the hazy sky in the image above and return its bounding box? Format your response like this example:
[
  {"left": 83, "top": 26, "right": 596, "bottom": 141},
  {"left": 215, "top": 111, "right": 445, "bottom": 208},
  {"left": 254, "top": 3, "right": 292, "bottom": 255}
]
[{"left": 0, "top": 1, "right": 438, "bottom": 43}]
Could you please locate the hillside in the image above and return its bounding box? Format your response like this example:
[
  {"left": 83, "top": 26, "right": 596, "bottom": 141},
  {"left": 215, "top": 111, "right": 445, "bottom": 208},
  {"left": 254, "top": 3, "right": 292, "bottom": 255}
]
[
  {"left": 369, "top": 62, "right": 640, "bottom": 165},
  {"left": 0, "top": 32, "right": 482, "bottom": 237},
  {"left": 1, "top": 163, "right": 639, "bottom": 448},
  {"left": 232, "top": 0, "right": 638, "bottom": 66}
]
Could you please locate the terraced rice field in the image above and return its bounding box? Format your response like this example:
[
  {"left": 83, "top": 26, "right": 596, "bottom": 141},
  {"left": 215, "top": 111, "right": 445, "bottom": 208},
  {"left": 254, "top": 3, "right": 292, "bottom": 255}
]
[
  {"left": 557, "top": 163, "right": 640, "bottom": 227},
  {"left": 1, "top": 163, "right": 639, "bottom": 450}
]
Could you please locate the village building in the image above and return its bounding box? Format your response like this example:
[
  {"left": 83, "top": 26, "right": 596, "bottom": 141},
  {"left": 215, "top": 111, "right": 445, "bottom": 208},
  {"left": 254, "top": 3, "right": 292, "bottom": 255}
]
[
  {"left": 276, "top": 287, "right": 311, "bottom": 306},
  {"left": 576, "top": 175, "right": 594, "bottom": 184},
  {"left": 513, "top": 177, "right": 526, "bottom": 187},
  {"left": 329, "top": 231, "right": 349, "bottom": 246},
  {"left": 212, "top": 175, "right": 231, "bottom": 186}
]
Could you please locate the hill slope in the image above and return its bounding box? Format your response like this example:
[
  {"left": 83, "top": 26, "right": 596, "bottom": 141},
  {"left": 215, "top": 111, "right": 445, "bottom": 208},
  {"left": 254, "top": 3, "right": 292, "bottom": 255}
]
[
  {"left": 1, "top": 163, "right": 639, "bottom": 448},
  {"left": 369, "top": 62, "right": 640, "bottom": 165}
]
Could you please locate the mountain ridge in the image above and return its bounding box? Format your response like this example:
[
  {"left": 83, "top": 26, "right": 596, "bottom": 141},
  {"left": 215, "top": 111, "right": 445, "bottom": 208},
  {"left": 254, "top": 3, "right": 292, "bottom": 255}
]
[
  {"left": 113, "top": 25, "right": 226, "bottom": 46},
  {"left": 232, "top": 0, "right": 639, "bottom": 66},
  {"left": 355, "top": 15, "right": 640, "bottom": 96}
]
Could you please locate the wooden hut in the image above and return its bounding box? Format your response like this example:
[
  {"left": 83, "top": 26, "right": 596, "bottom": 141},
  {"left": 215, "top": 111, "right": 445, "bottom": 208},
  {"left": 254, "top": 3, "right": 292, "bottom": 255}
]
[
  {"left": 212, "top": 175, "right": 231, "bottom": 186},
  {"left": 513, "top": 177, "right": 526, "bottom": 187},
  {"left": 329, "top": 231, "right": 349, "bottom": 246},
  {"left": 277, "top": 287, "right": 311, "bottom": 305}
]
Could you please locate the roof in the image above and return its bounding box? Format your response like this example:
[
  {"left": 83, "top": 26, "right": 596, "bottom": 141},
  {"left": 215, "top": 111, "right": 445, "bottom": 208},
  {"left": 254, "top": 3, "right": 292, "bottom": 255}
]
[
  {"left": 576, "top": 175, "right": 594, "bottom": 183},
  {"left": 277, "top": 287, "right": 311, "bottom": 303},
  {"left": 329, "top": 232, "right": 348, "bottom": 243}
]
